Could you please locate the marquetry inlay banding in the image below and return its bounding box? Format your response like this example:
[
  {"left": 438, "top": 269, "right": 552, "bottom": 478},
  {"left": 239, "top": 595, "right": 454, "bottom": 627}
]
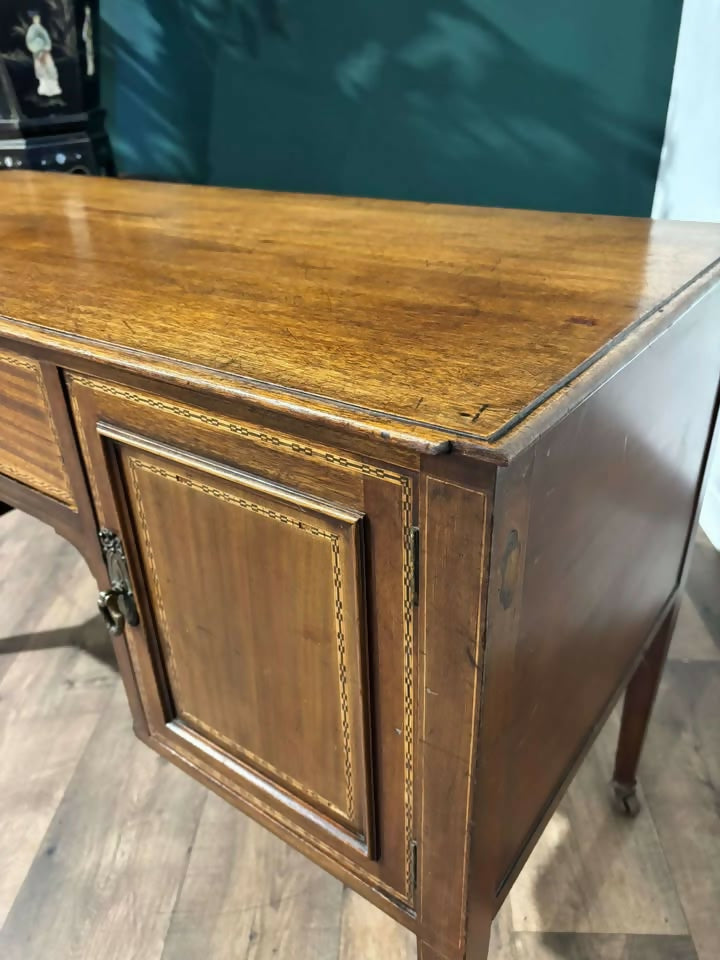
[
  {"left": 0, "top": 351, "right": 75, "bottom": 507},
  {"left": 68, "top": 373, "right": 416, "bottom": 899},
  {"left": 128, "top": 454, "right": 357, "bottom": 822}
]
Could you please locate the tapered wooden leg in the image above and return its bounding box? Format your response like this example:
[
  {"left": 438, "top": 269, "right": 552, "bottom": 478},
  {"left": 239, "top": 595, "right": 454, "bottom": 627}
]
[
  {"left": 417, "top": 941, "right": 472, "bottom": 960},
  {"left": 417, "top": 943, "right": 446, "bottom": 960},
  {"left": 612, "top": 602, "right": 678, "bottom": 815},
  {"left": 417, "top": 911, "right": 492, "bottom": 960}
]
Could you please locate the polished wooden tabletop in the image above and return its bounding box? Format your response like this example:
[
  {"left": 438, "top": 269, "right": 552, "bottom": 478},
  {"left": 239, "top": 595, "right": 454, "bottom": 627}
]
[{"left": 1, "top": 172, "right": 719, "bottom": 453}]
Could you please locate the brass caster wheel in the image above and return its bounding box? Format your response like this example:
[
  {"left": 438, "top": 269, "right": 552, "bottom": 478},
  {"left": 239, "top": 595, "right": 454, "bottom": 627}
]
[{"left": 611, "top": 780, "right": 641, "bottom": 817}]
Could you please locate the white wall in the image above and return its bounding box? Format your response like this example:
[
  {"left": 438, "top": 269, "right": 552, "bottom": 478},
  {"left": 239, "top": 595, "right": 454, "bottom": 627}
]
[
  {"left": 702, "top": 446, "right": 720, "bottom": 548},
  {"left": 653, "top": 0, "right": 720, "bottom": 548}
]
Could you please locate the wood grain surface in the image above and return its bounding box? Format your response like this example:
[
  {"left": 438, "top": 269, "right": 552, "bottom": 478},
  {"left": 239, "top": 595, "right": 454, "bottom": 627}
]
[
  {"left": 122, "top": 442, "right": 373, "bottom": 842},
  {"left": 67, "top": 372, "right": 418, "bottom": 908},
  {"left": 0, "top": 349, "right": 75, "bottom": 507},
  {"left": 1, "top": 172, "right": 719, "bottom": 455},
  {"left": 480, "top": 298, "right": 719, "bottom": 895}
]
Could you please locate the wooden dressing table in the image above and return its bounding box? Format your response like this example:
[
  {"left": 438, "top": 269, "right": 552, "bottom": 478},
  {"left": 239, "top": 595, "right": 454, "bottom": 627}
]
[{"left": 0, "top": 173, "right": 718, "bottom": 960}]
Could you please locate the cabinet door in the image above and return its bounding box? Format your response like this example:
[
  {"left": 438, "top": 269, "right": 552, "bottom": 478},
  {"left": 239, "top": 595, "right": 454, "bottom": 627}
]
[{"left": 68, "top": 373, "right": 417, "bottom": 903}]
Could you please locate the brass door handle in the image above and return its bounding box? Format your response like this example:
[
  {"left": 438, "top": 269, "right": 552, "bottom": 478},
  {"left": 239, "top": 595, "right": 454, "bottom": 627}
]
[
  {"left": 97, "top": 529, "right": 140, "bottom": 636},
  {"left": 97, "top": 585, "right": 139, "bottom": 636},
  {"left": 98, "top": 588, "right": 126, "bottom": 636}
]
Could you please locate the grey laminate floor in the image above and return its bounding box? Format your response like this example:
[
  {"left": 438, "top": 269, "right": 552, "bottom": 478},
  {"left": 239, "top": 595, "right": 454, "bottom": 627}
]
[{"left": 0, "top": 510, "right": 717, "bottom": 960}]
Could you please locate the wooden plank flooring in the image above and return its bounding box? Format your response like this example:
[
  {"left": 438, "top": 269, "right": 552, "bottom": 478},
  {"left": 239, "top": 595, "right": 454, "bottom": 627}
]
[{"left": 0, "top": 510, "right": 717, "bottom": 960}]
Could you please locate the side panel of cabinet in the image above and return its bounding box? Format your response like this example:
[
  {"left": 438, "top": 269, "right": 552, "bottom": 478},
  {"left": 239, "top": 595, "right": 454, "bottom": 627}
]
[
  {"left": 67, "top": 372, "right": 418, "bottom": 906},
  {"left": 478, "top": 294, "right": 720, "bottom": 902}
]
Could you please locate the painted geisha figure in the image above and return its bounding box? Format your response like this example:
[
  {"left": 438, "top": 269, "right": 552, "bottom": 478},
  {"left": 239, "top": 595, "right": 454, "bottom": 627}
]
[
  {"left": 82, "top": 6, "right": 95, "bottom": 77},
  {"left": 25, "top": 13, "right": 62, "bottom": 98}
]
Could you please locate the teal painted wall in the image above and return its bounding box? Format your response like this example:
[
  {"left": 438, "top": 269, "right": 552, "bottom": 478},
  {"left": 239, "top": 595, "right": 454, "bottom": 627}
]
[{"left": 99, "top": 1, "right": 683, "bottom": 216}]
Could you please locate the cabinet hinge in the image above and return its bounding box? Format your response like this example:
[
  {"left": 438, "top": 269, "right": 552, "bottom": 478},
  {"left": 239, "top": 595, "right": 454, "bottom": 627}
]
[
  {"left": 97, "top": 528, "right": 140, "bottom": 636},
  {"left": 410, "top": 839, "right": 418, "bottom": 891},
  {"left": 412, "top": 526, "right": 420, "bottom": 606}
]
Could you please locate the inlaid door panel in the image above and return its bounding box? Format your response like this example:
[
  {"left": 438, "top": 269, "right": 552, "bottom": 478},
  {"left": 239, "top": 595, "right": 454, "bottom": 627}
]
[
  {"left": 122, "top": 436, "right": 371, "bottom": 842},
  {"left": 67, "top": 373, "right": 417, "bottom": 902}
]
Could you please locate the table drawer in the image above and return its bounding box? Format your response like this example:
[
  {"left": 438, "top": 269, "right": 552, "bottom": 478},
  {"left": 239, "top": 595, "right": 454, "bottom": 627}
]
[{"left": 0, "top": 349, "right": 76, "bottom": 508}]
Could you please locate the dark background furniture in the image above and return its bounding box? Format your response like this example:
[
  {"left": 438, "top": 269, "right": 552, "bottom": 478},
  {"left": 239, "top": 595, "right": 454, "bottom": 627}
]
[{"left": 0, "top": 0, "right": 113, "bottom": 174}]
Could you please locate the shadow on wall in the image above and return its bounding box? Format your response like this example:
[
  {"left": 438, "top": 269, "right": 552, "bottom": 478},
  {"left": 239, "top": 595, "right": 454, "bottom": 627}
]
[
  {"left": 100, "top": 0, "right": 219, "bottom": 184},
  {"left": 100, "top": 0, "right": 682, "bottom": 215}
]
